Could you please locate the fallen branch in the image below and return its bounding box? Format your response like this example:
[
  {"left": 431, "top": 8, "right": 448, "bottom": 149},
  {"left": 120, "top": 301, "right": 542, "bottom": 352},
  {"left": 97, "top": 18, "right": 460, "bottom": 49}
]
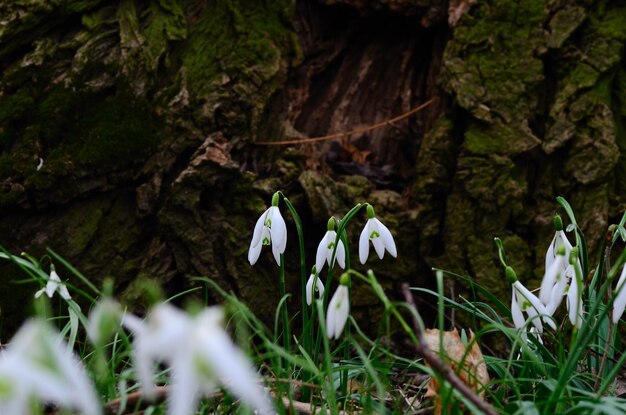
[
  {"left": 401, "top": 283, "right": 498, "bottom": 415},
  {"left": 256, "top": 97, "right": 437, "bottom": 145}
]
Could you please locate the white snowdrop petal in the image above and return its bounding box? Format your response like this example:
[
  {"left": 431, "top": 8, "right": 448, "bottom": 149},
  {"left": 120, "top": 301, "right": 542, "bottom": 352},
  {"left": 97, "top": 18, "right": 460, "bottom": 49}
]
[
  {"left": 540, "top": 255, "right": 563, "bottom": 305},
  {"left": 315, "top": 234, "right": 328, "bottom": 273},
  {"left": 270, "top": 207, "right": 287, "bottom": 253},
  {"left": 336, "top": 239, "right": 346, "bottom": 269},
  {"left": 306, "top": 275, "right": 314, "bottom": 306},
  {"left": 613, "top": 268, "right": 626, "bottom": 323},
  {"left": 359, "top": 222, "right": 370, "bottom": 264},
  {"left": 200, "top": 330, "right": 274, "bottom": 415},
  {"left": 511, "top": 287, "right": 525, "bottom": 329},
  {"left": 271, "top": 240, "right": 282, "bottom": 266},
  {"left": 249, "top": 209, "right": 268, "bottom": 250},
  {"left": 371, "top": 234, "right": 386, "bottom": 259},
  {"left": 375, "top": 218, "right": 397, "bottom": 257}
]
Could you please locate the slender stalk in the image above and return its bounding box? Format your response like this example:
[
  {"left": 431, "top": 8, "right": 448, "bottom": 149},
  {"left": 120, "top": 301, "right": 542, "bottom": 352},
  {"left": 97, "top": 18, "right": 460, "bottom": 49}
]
[
  {"left": 280, "top": 195, "right": 308, "bottom": 351},
  {"left": 279, "top": 253, "right": 291, "bottom": 355},
  {"left": 594, "top": 230, "right": 615, "bottom": 391},
  {"left": 316, "top": 299, "right": 339, "bottom": 415}
]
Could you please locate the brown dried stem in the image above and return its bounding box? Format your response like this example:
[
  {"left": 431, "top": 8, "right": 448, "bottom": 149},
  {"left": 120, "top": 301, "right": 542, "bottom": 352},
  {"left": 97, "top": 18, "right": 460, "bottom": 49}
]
[{"left": 401, "top": 283, "right": 498, "bottom": 415}]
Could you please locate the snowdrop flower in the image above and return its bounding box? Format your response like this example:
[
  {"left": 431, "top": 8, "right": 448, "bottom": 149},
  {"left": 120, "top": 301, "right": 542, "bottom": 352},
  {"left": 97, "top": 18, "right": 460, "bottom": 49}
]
[
  {"left": 326, "top": 273, "right": 350, "bottom": 339},
  {"left": 0, "top": 319, "right": 101, "bottom": 415},
  {"left": 566, "top": 249, "right": 584, "bottom": 329},
  {"left": 87, "top": 298, "right": 123, "bottom": 346},
  {"left": 34, "top": 265, "right": 71, "bottom": 300},
  {"left": 545, "top": 214, "right": 574, "bottom": 272},
  {"left": 359, "top": 204, "right": 397, "bottom": 264},
  {"left": 123, "top": 304, "right": 274, "bottom": 415},
  {"left": 539, "top": 245, "right": 568, "bottom": 314},
  {"left": 248, "top": 192, "right": 287, "bottom": 266},
  {"left": 612, "top": 263, "right": 626, "bottom": 323},
  {"left": 306, "top": 266, "right": 325, "bottom": 306},
  {"left": 316, "top": 217, "right": 346, "bottom": 272},
  {"left": 507, "top": 267, "right": 555, "bottom": 333}
]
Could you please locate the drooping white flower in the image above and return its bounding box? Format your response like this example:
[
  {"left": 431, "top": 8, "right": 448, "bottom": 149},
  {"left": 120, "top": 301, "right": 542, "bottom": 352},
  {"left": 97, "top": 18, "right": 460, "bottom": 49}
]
[
  {"left": 123, "top": 304, "right": 274, "bottom": 415},
  {"left": 316, "top": 217, "right": 346, "bottom": 272},
  {"left": 563, "top": 248, "right": 584, "bottom": 329},
  {"left": 34, "top": 267, "right": 71, "bottom": 300},
  {"left": 612, "top": 264, "right": 626, "bottom": 324},
  {"left": 566, "top": 270, "right": 583, "bottom": 329},
  {"left": 539, "top": 246, "right": 567, "bottom": 313},
  {"left": 86, "top": 298, "right": 123, "bottom": 346},
  {"left": 359, "top": 205, "right": 397, "bottom": 264},
  {"left": 511, "top": 280, "right": 556, "bottom": 333},
  {"left": 305, "top": 268, "right": 325, "bottom": 306},
  {"left": 545, "top": 214, "right": 573, "bottom": 273},
  {"left": 0, "top": 320, "right": 101, "bottom": 415},
  {"left": 326, "top": 275, "right": 350, "bottom": 339},
  {"left": 248, "top": 194, "right": 287, "bottom": 266}
]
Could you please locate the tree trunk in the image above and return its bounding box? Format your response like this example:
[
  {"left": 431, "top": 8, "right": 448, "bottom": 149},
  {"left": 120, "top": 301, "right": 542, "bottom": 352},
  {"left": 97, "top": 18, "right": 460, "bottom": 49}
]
[{"left": 0, "top": 0, "right": 624, "bottom": 335}]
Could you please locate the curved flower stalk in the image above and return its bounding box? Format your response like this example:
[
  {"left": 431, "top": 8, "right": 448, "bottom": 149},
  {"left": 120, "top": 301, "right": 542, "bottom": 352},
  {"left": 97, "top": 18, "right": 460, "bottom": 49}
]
[
  {"left": 612, "top": 264, "right": 626, "bottom": 323},
  {"left": 507, "top": 267, "right": 556, "bottom": 333},
  {"left": 326, "top": 273, "right": 351, "bottom": 339},
  {"left": 34, "top": 265, "right": 71, "bottom": 300},
  {"left": 0, "top": 320, "right": 101, "bottom": 415},
  {"left": 359, "top": 204, "right": 397, "bottom": 264},
  {"left": 123, "top": 304, "right": 274, "bottom": 415},
  {"left": 248, "top": 192, "right": 287, "bottom": 266},
  {"left": 316, "top": 217, "right": 346, "bottom": 272},
  {"left": 305, "top": 266, "right": 324, "bottom": 306}
]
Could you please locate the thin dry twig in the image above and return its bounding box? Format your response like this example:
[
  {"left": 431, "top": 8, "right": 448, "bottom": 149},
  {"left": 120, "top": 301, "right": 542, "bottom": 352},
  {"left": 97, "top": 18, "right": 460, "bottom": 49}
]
[
  {"left": 256, "top": 97, "right": 437, "bottom": 145},
  {"left": 401, "top": 283, "right": 498, "bottom": 415}
]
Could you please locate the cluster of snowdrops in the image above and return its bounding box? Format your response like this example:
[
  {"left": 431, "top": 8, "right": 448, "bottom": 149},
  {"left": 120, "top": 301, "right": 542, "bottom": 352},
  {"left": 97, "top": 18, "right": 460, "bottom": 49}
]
[{"left": 2, "top": 191, "right": 626, "bottom": 414}]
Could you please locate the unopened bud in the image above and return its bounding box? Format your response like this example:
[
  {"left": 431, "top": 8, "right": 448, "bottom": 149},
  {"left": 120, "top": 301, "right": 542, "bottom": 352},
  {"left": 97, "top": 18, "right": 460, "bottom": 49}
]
[
  {"left": 554, "top": 214, "right": 563, "bottom": 231},
  {"left": 505, "top": 266, "right": 518, "bottom": 284}
]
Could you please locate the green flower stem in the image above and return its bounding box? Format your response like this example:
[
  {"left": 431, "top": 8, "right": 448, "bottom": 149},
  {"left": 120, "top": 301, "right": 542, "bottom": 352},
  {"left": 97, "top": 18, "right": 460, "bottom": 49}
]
[
  {"left": 279, "top": 195, "right": 309, "bottom": 352},
  {"left": 339, "top": 231, "right": 351, "bottom": 401},
  {"left": 279, "top": 253, "right": 291, "bottom": 356}
]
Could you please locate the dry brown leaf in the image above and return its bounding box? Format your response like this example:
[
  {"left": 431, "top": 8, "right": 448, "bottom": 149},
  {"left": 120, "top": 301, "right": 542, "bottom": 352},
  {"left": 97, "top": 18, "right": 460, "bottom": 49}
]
[{"left": 423, "top": 329, "right": 489, "bottom": 414}]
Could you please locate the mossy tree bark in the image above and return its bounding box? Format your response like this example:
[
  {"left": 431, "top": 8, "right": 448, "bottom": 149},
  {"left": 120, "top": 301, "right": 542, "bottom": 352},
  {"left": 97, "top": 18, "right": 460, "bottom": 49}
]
[{"left": 0, "top": 0, "right": 624, "bottom": 334}]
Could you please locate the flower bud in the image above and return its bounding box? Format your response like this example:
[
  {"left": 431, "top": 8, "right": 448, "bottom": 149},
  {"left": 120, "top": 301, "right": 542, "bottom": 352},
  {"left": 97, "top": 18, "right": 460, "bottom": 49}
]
[
  {"left": 339, "top": 272, "right": 350, "bottom": 286},
  {"left": 554, "top": 214, "right": 563, "bottom": 231},
  {"left": 327, "top": 217, "right": 336, "bottom": 231},
  {"left": 505, "top": 266, "right": 518, "bottom": 284}
]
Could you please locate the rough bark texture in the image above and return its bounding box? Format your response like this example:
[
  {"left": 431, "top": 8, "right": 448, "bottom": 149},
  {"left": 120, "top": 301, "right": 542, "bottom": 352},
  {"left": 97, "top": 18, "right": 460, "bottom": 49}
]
[{"left": 0, "top": 0, "right": 625, "bottom": 335}]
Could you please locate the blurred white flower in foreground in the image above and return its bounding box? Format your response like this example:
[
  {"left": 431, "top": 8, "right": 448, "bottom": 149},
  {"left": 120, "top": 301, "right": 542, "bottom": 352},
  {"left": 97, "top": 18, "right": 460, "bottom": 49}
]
[
  {"left": 248, "top": 193, "right": 287, "bottom": 266},
  {"left": 0, "top": 320, "right": 101, "bottom": 415},
  {"left": 359, "top": 205, "right": 397, "bottom": 264},
  {"left": 34, "top": 267, "right": 71, "bottom": 300},
  {"left": 123, "top": 304, "right": 274, "bottom": 415}
]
